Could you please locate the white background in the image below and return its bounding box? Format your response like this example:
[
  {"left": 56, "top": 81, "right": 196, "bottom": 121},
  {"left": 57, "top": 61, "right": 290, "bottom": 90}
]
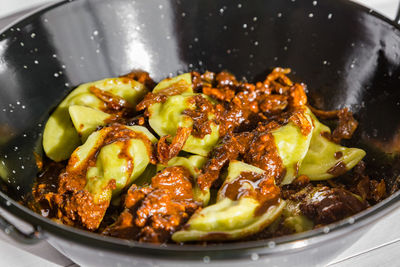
[{"left": 0, "top": 0, "right": 399, "bottom": 266}]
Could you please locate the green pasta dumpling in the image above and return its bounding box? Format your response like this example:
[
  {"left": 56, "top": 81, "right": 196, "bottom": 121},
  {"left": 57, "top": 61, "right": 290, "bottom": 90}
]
[
  {"left": 272, "top": 113, "right": 314, "bottom": 185},
  {"left": 149, "top": 93, "right": 220, "bottom": 156},
  {"left": 152, "top": 73, "right": 193, "bottom": 94},
  {"left": 298, "top": 111, "right": 366, "bottom": 180},
  {"left": 172, "top": 161, "right": 285, "bottom": 242},
  {"left": 69, "top": 105, "right": 113, "bottom": 142},
  {"left": 43, "top": 77, "right": 148, "bottom": 161},
  {"left": 70, "top": 125, "right": 157, "bottom": 204}
]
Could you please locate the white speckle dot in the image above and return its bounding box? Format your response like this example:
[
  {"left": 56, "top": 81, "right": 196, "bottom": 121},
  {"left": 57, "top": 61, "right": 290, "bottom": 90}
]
[
  {"left": 274, "top": 56, "right": 278, "bottom": 61},
  {"left": 253, "top": 16, "right": 258, "bottom": 21},
  {"left": 223, "top": 25, "right": 228, "bottom": 30},
  {"left": 227, "top": 49, "right": 231, "bottom": 54},
  {"left": 268, "top": 241, "right": 276, "bottom": 248},
  {"left": 203, "top": 256, "right": 210, "bottom": 263},
  {"left": 328, "top": 13, "right": 333, "bottom": 19},
  {"left": 351, "top": 42, "right": 355, "bottom": 47},
  {"left": 6, "top": 201, "right": 11, "bottom": 206},
  {"left": 189, "top": 63, "right": 193, "bottom": 68},
  {"left": 158, "top": 4, "right": 163, "bottom": 9},
  {"left": 10, "top": 28, "right": 14, "bottom": 32},
  {"left": 181, "top": 12, "right": 186, "bottom": 17},
  {"left": 93, "top": 30, "right": 98, "bottom": 36},
  {"left": 251, "top": 253, "right": 259, "bottom": 261},
  {"left": 219, "top": 8, "right": 224, "bottom": 15},
  {"left": 218, "top": 63, "right": 222, "bottom": 68},
  {"left": 62, "top": 65, "right": 66, "bottom": 69},
  {"left": 243, "top": 24, "right": 247, "bottom": 28},
  {"left": 34, "top": 60, "right": 39, "bottom": 64},
  {"left": 20, "top": 42, "right": 24, "bottom": 47},
  {"left": 249, "top": 54, "right": 254, "bottom": 58},
  {"left": 194, "top": 37, "right": 199, "bottom": 42},
  {"left": 350, "top": 63, "right": 355, "bottom": 68},
  {"left": 54, "top": 73, "right": 59, "bottom": 77},
  {"left": 323, "top": 227, "right": 330, "bottom": 233},
  {"left": 52, "top": 54, "right": 57, "bottom": 58},
  {"left": 44, "top": 18, "right": 48, "bottom": 22},
  {"left": 238, "top": 3, "right": 242, "bottom": 8},
  {"left": 23, "top": 65, "right": 28, "bottom": 69},
  {"left": 348, "top": 217, "right": 355, "bottom": 224},
  {"left": 277, "top": 12, "right": 282, "bottom": 18},
  {"left": 254, "top": 41, "right": 259, "bottom": 46},
  {"left": 309, "top": 13, "right": 314, "bottom": 18},
  {"left": 166, "top": 35, "right": 171, "bottom": 40},
  {"left": 12, "top": 170, "right": 16, "bottom": 174},
  {"left": 313, "top": 1, "right": 317, "bottom": 6},
  {"left": 65, "top": 83, "right": 70, "bottom": 87},
  {"left": 23, "top": 134, "right": 27, "bottom": 137},
  {"left": 323, "top": 60, "right": 327, "bottom": 65},
  {"left": 21, "top": 105, "right": 26, "bottom": 109},
  {"left": 31, "top": 33, "right": 36, "bottom": 38},
  {"left": 283, "top": 46, "right": 288, "bottom": 50},
  {"left": 16, "top": 101, "right": 20, "bottom": 105},
  {"left": 16, "top": 27, "right": 20, "bottom": 32}
]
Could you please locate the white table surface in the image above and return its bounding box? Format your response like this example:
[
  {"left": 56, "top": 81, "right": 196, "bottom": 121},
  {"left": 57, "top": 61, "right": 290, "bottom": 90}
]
[{"left": 0, "top": 0, "right": 399, "bottom": 266}]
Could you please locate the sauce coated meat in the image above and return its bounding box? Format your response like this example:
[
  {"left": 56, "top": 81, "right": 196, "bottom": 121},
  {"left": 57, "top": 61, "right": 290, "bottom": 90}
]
[
  {"left": 103, "top": 166, "right": 199, "bottom": 243},
  {"left": 30, "top": 69, "right": 386, "bottom": 244}
]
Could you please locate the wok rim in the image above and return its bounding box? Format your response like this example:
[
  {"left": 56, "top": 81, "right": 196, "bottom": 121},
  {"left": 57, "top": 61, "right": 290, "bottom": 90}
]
[{"left": 0, "top": 0, "right": 399, "bottom": 259}]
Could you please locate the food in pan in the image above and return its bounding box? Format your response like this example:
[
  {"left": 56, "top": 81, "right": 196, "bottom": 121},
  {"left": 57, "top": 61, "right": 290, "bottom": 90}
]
[{"left": 30, "top": 68, "right": 386, "bottom": 243}]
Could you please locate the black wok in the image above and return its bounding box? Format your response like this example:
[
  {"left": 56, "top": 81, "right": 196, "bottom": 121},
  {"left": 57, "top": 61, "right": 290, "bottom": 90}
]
[{"left": 0, "top": 0, "right": 400, "bottom": 266}]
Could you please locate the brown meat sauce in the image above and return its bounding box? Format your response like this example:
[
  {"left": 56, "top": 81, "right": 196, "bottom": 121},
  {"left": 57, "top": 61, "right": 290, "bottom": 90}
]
[
  {"left": 220, "top": 171, "right": 280, "bottom": 216},
  {"left": 30, "top": 69, "right": 387, "bottom": 243},
  {"left": 103, "top": 166, "right": 199, "bottom": 243}
]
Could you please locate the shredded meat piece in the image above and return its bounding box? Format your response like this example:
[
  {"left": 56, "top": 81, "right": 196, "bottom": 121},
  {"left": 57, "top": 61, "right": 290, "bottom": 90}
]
[
  {"left": 136, "top": 80, "right": 191, "bottom": 112},
  {"left": 182, "top": 95, "right": 215, "bottom": 138},
  {"left": 289, "top": 83, "right": 308, "bottom": 107},
  {"left": 308, "top": 105, "right": 339, "bottom": 119},
  {"left": 203, "top": 86, "right": 235, "bottom": 102},
  {"left": 300, "top": 186, "right": 366, "bottom": 225},
  {"left": 331, "top": 108, "right": 358, "bottom": 143},
  {"left": 259, "top": 95, "right": 288, "bottom": 114},
  {"left": 122, "top": 70, "right": 156, "bottom": 90},
  {"left": 157, "top": 127, "right": 192, "bottom": 164},
  {"left": 103, "top": 166, "right": 199, "bottom": 243},
  {"left": 89, "top": 86, "right": 135, "bottom": 117},
  {"left": 244, "top": 129, "right": 285, "bottom": 184},
  {"left": 197, "top": 132, "right": 254, "bottom": 190}
]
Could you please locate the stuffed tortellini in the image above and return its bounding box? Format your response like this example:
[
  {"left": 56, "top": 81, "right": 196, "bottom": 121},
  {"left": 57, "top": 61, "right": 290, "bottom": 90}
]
[
  {"left": 172, "top": 161, "right": 285, "bottom": 242},
  {"left": 298, "top": 111, "right": 366, "bottom": 180},
  {"left": 270, "top": 109, "right": 314, "bottom": 185},
  {"left": 59, "top": 124, "right": 156, "bottom": 229},
  {"left": 43, "top": 77, "right": 148, "bottom": 161},
  {"left": 146, "top": 73, "right": 220, "bottom": 157},
  {"left": 149, "top": 93, "right": 220, "bottom": 156}
]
